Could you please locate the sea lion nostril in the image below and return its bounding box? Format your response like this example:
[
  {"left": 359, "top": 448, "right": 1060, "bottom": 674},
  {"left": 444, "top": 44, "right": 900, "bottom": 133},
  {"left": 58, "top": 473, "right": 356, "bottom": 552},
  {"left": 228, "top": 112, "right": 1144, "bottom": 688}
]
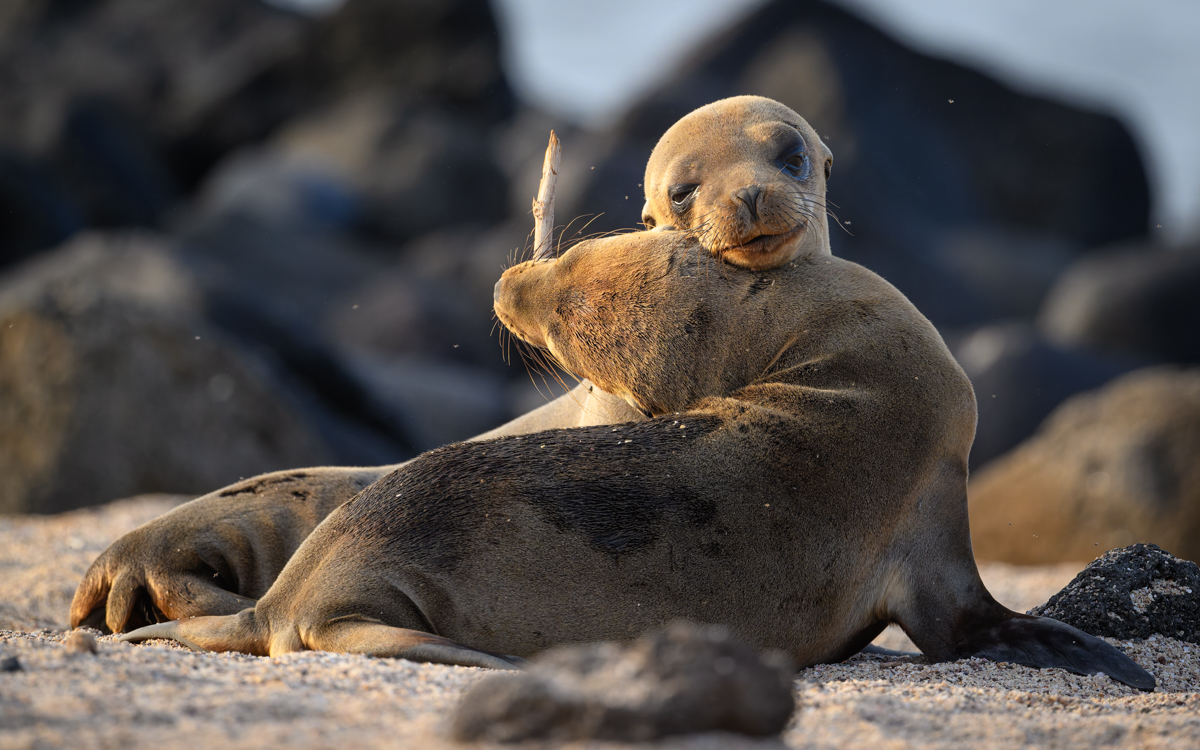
[{"left": 733, "top": 186, "right": 762, "bottom": 214}]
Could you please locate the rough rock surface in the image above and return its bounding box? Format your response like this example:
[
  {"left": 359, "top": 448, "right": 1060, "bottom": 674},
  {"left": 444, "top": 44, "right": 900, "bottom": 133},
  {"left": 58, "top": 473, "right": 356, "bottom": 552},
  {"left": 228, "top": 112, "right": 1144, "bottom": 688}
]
[
  {"left": 969, "top": 367, "right": 1200, "bottom": 564},
  {"left": 448, "top": 622, "right": 796, "bottom": 743},
  {"left": 1031, "top": 544, "right": 1200, "bottom": 644},
  {"left": 0, "top": 233, "right": 334, "bottom": 514}
]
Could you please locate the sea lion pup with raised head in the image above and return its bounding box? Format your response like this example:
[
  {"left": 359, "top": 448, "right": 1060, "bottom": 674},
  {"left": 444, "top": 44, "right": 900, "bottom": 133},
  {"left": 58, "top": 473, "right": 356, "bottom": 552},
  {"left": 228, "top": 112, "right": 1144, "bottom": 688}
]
[
  {"left": 116, "top": 229, "right": 1154, "bottom": 689},
  {"left": 641, "top": 95, "right": 833, "bottom": 270}
]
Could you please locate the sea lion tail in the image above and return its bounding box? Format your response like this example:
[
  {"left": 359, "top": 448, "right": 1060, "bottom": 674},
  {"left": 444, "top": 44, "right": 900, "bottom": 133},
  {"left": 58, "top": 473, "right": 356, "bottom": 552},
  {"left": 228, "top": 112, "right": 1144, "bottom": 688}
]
[
  {"left": 119, "top": 608, "right": 269, "bottom": 656},
  {"left": 955, "top": 613, "right": 1156, "bottom": 691}
]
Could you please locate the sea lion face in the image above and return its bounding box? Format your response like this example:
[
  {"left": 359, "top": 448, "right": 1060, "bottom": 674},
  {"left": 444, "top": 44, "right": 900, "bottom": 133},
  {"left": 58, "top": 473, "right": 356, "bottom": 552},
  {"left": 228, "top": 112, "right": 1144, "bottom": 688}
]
[{"left": 642, "top": 96, "right": 833, "bottom": 271}]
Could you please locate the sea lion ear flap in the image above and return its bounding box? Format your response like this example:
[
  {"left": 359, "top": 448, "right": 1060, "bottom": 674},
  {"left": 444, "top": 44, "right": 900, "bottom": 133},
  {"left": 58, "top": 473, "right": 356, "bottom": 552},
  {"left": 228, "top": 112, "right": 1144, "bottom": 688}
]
[{"left": 963, "top": 615, "right": 1156, "bottom": 691}]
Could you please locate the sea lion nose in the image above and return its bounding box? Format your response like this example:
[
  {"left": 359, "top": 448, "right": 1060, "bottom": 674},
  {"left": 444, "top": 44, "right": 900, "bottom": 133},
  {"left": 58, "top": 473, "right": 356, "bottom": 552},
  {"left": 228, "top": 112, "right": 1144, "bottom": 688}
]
[{"left": 733, "top": 185, "right": 762, "bottom": 221}]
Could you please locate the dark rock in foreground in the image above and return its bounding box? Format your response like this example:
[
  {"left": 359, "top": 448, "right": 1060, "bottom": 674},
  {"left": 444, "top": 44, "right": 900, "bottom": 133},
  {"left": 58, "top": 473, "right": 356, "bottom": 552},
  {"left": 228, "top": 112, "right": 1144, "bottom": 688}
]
[
  {"left": 448, "top": 622, "right": 795, "bottom": 743},
  {"left": 1031, "top": 544, "right": 1200, "bottom": 644}
]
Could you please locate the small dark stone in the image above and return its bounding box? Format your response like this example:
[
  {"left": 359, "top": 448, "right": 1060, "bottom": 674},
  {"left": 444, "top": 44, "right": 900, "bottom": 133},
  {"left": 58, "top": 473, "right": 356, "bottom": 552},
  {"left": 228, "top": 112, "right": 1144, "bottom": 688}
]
[
  {"left": 1, "top": 656, "right": 22, "bottom": 672},
  {"left": 448, "top": 621, "right": 796, "bottom": 743},
  {"left": 1030, "top": 544, "right": 1200, "bottom": 643}
]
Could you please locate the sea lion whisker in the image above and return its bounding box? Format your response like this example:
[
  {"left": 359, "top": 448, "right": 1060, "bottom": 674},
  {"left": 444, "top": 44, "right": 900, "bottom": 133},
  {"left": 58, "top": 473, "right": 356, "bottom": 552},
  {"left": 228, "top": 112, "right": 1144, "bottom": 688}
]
[{"left": 563, "top": 213, "right": 607, "bottom": 243}]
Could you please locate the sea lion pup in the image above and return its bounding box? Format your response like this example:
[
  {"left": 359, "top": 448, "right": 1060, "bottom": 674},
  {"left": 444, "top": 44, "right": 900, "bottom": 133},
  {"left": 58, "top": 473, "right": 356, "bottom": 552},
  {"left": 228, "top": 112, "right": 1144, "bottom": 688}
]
[
  {"left": 641, "top": 95, "right": 832, "bottom": 271},
  {"left": 118, "top": 231, "right": 1154, "bottom": 689}
]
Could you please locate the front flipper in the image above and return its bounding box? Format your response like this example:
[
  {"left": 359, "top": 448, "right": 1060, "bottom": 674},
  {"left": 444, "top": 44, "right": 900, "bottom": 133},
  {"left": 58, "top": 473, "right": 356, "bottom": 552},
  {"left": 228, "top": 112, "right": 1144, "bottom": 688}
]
[
  {"left": 119, "top": 610, "right": 268, "bottom": 655},
  {"left": 120, "top": 611, "right": 520, "bottom": 670},
  {"left": 310, "top": 617, "right": 520, "bottom": 670},
  {"left": 958, "top": 614, "right": 1155, "bottom": 691}
]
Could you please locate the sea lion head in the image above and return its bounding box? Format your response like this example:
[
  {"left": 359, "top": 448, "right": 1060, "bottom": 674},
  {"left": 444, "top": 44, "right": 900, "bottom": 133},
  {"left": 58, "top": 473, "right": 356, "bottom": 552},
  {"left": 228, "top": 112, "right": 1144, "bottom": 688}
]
[
  {"left": 495, "top": 231, "right": 748, "bottom": 417},
  {"left": 642, "top": 96, "right": 833, "bottom": 270}
]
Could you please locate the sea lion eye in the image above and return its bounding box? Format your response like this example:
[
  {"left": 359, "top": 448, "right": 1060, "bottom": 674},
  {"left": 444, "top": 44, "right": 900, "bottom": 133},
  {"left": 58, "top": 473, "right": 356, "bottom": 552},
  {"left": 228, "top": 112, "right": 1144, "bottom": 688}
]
[
  {"left": 668, "top": 184, "right": 699, "bottom": 213},
  {"left": 782, "top": 150, "right": 808, "bottom": 177}
]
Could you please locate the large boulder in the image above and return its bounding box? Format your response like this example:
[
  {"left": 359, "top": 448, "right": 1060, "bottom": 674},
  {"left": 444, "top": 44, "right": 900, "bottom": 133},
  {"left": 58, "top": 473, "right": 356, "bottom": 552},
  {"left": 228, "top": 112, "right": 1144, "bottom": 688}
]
[
  {"left": 0, "top": 0, "right": 309, "bottom": 233},
  {"left": 968, "top": 368, "right": 1200, "bottom": 564},
  {"left": 1039, "top": 243, "right": 1200, "bottom": 365},
  {"left": 303, "top": 0, "right": 514, "bottom": 124},
  {"left": 0, "top": 148, "right": 84, "bottom": 267},
  {"left": 0, "top": 232, "right": 342, "bottom": 514}
]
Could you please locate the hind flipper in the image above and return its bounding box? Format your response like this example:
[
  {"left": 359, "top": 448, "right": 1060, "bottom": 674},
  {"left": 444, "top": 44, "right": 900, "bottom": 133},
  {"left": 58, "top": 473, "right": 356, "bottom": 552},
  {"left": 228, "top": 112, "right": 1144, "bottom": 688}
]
[
  {"left": 958, "top": 614, "right": 1155, "bottom": 691},
  {"left": 311, "top": 617, "right": 520, "bottom": 670},
  {"left": 119, "top": 610, "right": 267, "bottom": 655}
]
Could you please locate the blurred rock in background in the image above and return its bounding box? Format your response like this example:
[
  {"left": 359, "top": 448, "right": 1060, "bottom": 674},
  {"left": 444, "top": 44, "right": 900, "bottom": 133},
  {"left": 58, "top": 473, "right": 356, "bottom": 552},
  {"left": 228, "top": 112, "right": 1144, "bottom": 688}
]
[
  {"left": 0, "top": 232, "right": 354, "bottom": 514},
  {"left": 969, "top": 368, "right": 1200, "bottom": 564},
  {"left": 0, "top": 0, "right": 1194, "bottom": 522},
  {"left": 1039, "top": 242, "right": 1200, "bottom": 366}
]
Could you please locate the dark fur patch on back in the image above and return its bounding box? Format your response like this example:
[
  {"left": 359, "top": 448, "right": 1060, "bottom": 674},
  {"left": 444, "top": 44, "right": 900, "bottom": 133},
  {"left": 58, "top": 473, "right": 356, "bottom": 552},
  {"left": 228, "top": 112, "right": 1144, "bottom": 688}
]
[{"left": 334, "top": 416, "right": 724, "bottom": 564}]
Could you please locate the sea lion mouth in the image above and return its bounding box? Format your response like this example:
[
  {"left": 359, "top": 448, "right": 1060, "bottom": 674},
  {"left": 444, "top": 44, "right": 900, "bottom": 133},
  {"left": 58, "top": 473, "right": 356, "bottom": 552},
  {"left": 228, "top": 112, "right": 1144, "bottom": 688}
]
[{"left": 715, "top": 223, "right": 805, "bottom": 258}]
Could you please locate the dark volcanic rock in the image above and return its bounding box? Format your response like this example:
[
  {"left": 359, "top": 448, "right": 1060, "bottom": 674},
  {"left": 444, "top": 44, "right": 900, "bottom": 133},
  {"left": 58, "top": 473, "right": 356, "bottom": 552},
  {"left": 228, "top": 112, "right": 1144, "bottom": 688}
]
[
  {"left": 0, "top": 149, "right": 84, "bottom": 267},
  {"left": 305, "top": 0, "right": 514, "bottom": 124},
  {"left": 1040, "top": 243, "right": 1200, "bottom": 365},
  {"left": 271, "top": 92, "right": 509, "bottom": 243},
  {"left": 1030, "top": 544, "right": 1200, "bottom": 644},
  {"left": 448, "top": 622, "right": 795, "bottom": 743},
  {"left": 0, "top": 0, "right": 310, "bottom": 224}
]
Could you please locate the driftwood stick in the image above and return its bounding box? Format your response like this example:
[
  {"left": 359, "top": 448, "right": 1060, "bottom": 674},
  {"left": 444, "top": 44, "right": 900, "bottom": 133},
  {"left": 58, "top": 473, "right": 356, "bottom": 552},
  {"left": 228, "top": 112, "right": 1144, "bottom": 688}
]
[{"left": 531, "top": 130, "right": 561, "bottom": 261}]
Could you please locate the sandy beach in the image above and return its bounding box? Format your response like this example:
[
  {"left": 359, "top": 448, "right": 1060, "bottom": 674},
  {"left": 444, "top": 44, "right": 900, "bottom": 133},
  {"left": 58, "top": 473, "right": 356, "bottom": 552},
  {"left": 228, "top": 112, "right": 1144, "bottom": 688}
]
[{"left": 1, "top": 496, "right": 1197, "bottom": 749}]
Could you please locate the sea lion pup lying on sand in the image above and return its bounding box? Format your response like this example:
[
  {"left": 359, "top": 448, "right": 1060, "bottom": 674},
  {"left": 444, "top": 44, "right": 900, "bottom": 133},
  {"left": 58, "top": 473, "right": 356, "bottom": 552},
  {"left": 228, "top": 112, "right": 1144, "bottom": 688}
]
[
  {"left": 69, "top": 95, "right": 824, "bottom": 635},
  {"left": 110, "top": 229, "right": 1154, "bottom": 689}
]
